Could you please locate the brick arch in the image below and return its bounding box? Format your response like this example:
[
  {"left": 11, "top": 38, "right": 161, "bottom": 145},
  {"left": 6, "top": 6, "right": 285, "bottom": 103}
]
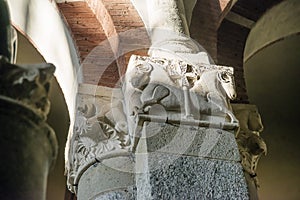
[{"left": 58, "top": 0, "right": 150, "bottom": 87}]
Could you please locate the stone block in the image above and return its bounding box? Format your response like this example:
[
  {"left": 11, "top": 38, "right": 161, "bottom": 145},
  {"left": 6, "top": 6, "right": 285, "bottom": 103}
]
[
  {"left": 136, "top": 153, "right": 249, "bottom": 200},
  {"left": 137, "top": 122, "right": 241, "bottom": 162},
  {"left": 78, "top": 156, "right": 135, "bottom": 200}
]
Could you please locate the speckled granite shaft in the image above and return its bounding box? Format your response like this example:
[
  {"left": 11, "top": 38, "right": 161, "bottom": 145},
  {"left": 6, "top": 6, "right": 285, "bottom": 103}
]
[
  {"left": 79, "top": 123, "right": 249, "bottom": 200},
  {"left": 134, "top": 123, "right": 249, "bottom": 199},
  {"left": 93, "top": 154, "right": 249, "bottom": 200},
  {"left": 136, "top": 153, "right": 249, "bottom": 200},
  {"left": 139, "top": 122, "right": 241, "bottom": 161}
]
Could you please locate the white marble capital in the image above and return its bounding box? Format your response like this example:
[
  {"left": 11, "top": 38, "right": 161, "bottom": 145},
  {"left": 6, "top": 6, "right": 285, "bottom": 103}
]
[
  {"left": 65, "top": 84, "right": 131, "bottom": 193},
  {"left": 123, "top": 55, "right": 239, "bottom": 147}
]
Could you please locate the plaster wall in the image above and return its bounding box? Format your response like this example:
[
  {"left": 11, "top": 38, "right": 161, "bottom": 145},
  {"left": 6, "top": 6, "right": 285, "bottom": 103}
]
[
  {"left": 244, "top": 0, "right": 300, "bottom": 198},
  {"left": 244, "top": 0, "right": 300, "bottom": 62}
]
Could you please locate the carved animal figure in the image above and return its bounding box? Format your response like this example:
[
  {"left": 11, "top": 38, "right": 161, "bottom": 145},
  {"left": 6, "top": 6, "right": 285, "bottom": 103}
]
[
  {"left": 129, "top": 80, "right": 225, "bottom": 120},
  {"left": 127, "top": 64, "right": 238, "bottom": 123},
  {"left": 126, "top": 56, "right": 238, "bottom": 123},
  {"left": 190, "top": 69, "right": 238, "bottom": 122},
  {"left": 127, "top": 62, "right": 153, "bottom": 115},
  {"left": 139, "top": 82, "right": 224, "bottom": 116}
]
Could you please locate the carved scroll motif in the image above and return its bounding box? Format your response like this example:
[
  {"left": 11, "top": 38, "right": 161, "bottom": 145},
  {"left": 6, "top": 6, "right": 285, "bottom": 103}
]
[
  {"left": 124, "top": 55, "right": 238, "bottom": 127},
  {"left": 66, "top": 87, "right": 130, "bottom": 193},
  {"left": 232, "top": 104, "right": 267, "bottom": 189}
]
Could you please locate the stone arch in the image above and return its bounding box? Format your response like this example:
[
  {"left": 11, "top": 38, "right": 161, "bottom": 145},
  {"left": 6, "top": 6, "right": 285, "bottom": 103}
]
[
  {"left": 243, "top": 0, "right": 300, "bottom": 117},
  {"left": 7, "top": 0, "right": 81, "bottom": 120}
]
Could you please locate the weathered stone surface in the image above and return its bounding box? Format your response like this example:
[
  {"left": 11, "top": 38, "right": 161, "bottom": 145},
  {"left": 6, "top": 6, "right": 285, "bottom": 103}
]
[
  {"left": 232, "top": 104, "right": 267, "bottom": 199},
  {"left": 0, "top": 56, "right": 56, "bottom": 120},
  {"left": 138, "top": 122, "right": 241, "bottom": 161},
  {"left": 66, "top": 85, "right": 130, "bottom": 193},
  {"left": 94, "top": 187, "right": 137, "bottom": 200},
  {"left": 77, "top": 156, "right": 135, "bottom": 200},
  {"left": 136, "top": 153, "right": 249, "bottom": 200},
  {"left": 78, "top": 152, "right": 248, "bottom": 200},
  {"left": 124, "top": 55, "right": 239, "bottom": 145},
  {"left": 0, "top": 9, "right": 57, "bottom": 196},
  {"left": 0, "top": 98, "right": 57, "bottom": 200}
]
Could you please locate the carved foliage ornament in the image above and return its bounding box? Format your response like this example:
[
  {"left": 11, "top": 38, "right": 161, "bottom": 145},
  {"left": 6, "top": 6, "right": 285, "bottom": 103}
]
[
  {"left": 232, "top": 104, "right": 267, "bottom": 189},
  {"left": 0, "top": 56, "right": 55, "bottom": 119},
  {"left": 67, "top": 90, "right": 130, "bottom": 193},
  {"left": 74, "top": 104, "right": 122, "bottom": 165}
]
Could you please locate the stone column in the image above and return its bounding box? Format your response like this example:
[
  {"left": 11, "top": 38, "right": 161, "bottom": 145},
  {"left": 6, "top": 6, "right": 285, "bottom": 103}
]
[
  {"left": 131, "top": 0, "right": 212, "bottom": 66},
  {"left": 0, "top": 1, "right": 57, "bottom": 199},
  {"left": 65, "top": 84, "right": 135, "bottom": 200},
  {"left": 66, "top": 1, "right": 262, "bottom": 199},
  {"left": 0, "top": 57, "right": 58, "bottom": 200},
  {"left": 0, "top": 0, "right": 17, "bottom": 63},
  {"left": 122, "top": 55, "right": 249, "bottom": 199}
]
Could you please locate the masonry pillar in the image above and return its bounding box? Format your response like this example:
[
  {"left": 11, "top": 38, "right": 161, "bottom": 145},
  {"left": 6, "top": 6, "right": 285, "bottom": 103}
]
[
  {"left": 65, "top": 85, "right": 135, "bottom": 199},
  {"left": 122, "top": 55, "right": 249, "bottom": 199},
  {"left": 0, "top": 57, "right": 58, "bottom": 200},
  {"left": 65, "top": 0, "right": 265, "bottom": 199}
]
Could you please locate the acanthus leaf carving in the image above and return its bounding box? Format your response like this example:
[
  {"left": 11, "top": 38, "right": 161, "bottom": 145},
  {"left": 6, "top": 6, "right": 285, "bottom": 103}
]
[{"left": 66, "top": 87, "right": 130, "bottom": 193}]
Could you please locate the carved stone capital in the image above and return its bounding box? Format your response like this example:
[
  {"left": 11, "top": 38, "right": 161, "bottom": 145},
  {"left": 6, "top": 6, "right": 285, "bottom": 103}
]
[
  {"left": 123, "top": 55, "right": 238, "bottom": 140},
  {"left": 0, "top": 56, "right": 55, "bottom": 120},
  {"left": 232, "top": 104, "right": 267, "bottom": 194},
  {"left": 66, "top": 84, "right": 130, "bottom": 193},
  {"left": 0, "top": 55, "right": 57, "bottom": 199}
]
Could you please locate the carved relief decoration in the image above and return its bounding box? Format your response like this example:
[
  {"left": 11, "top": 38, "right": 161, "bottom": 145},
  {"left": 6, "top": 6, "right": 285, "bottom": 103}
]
[
  {"left": 232, "top": 104, "right": 267, "bottom": 189},
  {"left": 66, "top": 86, "right": 130, "bottom": 193},
  {"left": 0, "top": 56, "right": 55, "bottom": 119},
  {"left": 123, "top": 55, "right": 238, "bottom": 131}
]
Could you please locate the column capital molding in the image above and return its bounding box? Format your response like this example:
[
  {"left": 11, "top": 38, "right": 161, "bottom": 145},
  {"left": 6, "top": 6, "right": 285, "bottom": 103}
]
[
  {"left": 124, "top": 54, "right": 239, "bottom": 133},
  {"left": 232, "top": 103, "right": 267, "bottom": 198},
  {"left": 66, "top": 84, "right": 130, "bottom": 193},
  {"left": 0, "top": 56, "right": 55, "bottom": 120}
]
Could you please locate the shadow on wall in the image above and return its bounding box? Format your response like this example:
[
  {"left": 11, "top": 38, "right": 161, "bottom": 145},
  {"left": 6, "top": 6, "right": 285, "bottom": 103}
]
[{"left": 245, "top": 35, "right": 300, "bottom": 200}]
